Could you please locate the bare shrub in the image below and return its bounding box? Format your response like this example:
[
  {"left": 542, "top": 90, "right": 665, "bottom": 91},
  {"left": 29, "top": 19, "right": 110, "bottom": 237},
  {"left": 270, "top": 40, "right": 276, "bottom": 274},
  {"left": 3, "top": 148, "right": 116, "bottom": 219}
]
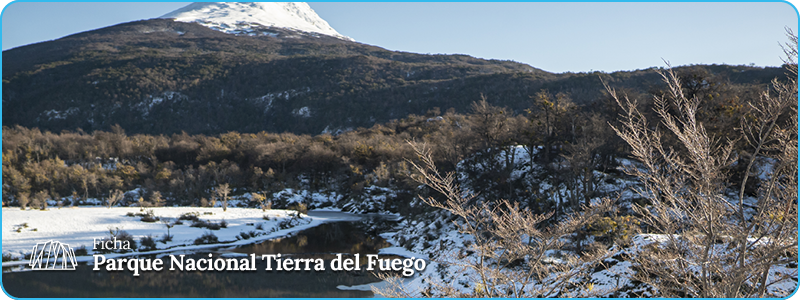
[
  {"left": 150, "top": 191, "right": 164, "bottom": 207},
  {"left": 606, "top": 52, "right": 797, "bottom": 297},
  {"left": 376, "top": 143, "right": 613, "bottom": 297},
  {"left": 17, "top": 192, "right": 29, "bottom": 210},
  {"left": 139, "top": 209, "right": 159, "bottom": 222},
  {"left": 98, "top": 227, "right": 137, "bottom": 253},
  {"left": 139, "top": 235, "right": 157, "bottom": 251},
  {"left": 159, "top": 233, "right": 173, "bottom": 244},
  {"left": 289, "top": 203, "right": 308, "bottom": 214},
  {"left": 179, "top": 212, "right": 200, "bottom": 222},
  {"left": 194, "top": 231, "right": 218, "bottom": 245},
  {"left": 250, "top": 192, "right": 269, "bottom": 211}
]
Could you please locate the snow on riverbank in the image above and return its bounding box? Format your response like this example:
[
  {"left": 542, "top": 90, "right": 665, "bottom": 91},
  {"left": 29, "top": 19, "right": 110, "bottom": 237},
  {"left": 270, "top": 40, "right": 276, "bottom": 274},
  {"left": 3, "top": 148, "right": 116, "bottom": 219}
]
[{"left": 2, "top": 207, "right": 362, "bottom": 265}]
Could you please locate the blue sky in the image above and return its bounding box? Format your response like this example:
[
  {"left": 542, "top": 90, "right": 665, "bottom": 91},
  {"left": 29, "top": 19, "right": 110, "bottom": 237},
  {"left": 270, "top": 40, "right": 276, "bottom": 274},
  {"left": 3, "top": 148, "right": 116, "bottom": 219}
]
[{"left": 1, "top": 1, "right": 797, "bottom": 73}]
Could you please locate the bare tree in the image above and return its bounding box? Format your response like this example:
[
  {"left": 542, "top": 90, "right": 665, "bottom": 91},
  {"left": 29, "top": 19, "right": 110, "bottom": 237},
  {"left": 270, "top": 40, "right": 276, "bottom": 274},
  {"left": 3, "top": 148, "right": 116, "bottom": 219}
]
[
  {"left": 469, "top": 95, "right": 511, "bottom": 151},
  {"left": 137, "top": 196, "right": 150, "bottom": 211},
  {"left": 606, "top": 52, "right": 797, "bottom": 297},
  {"left": 376, "top": 143, "right": 614, "bottom": 297},
  {"left": 200, "top": 197, "right": 211, "bottom": 208},
  {"left": 562, "top": 113, "right": 607, "bottom": 209},
  {"left": 17, "top": 192, "right": 29, "bottom": 210},
  {"left": 150, "top": 191, "right": 164, "bottom": 207},
  {"left": 106, "top": 189, "right": 123, "bottom": 208},
  {"left": 32, "top": 190, "right": 49, "bottom": 211},
  {"left": 73, "top": 166, "right": 97, "bottom": 202},
  {"left": 70, "top": 190, "right": 79, "bottom": 207},
  {"left": 215, "top": 183, "right": 231, "bottom": 212},
  {"left": 250, "top": 192, "right": 269, "bottom": 211}
]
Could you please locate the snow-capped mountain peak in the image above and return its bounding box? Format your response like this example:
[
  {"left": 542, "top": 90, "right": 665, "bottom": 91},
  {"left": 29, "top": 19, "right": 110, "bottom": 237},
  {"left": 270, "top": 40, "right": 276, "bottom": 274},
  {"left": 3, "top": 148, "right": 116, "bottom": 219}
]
[{"left": 160, "top": 2, "right": 352, "bottom": 41}]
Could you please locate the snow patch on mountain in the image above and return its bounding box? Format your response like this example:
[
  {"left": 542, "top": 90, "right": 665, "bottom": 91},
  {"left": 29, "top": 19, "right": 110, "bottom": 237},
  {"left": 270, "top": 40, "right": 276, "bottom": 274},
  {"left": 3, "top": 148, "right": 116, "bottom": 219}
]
[
  {"left": 160, "top": 2, "right": 352, "bottom": 41},
  {"left": 293, "top": 106, "right": 311, "bottom": 118},
  {"left": 249, "top": 88, "right": 310, "bottom": 114},
  {"left": 40, "top": 107, "right": 80, "bottom": 121},
  {"left": 136, "top": 91, "right": 187, "bottom": 117}
]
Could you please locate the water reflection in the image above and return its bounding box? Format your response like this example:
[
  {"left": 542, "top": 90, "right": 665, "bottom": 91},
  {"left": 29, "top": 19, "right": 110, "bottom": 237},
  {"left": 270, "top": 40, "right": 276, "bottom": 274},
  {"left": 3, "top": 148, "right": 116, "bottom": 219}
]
[
  {"left": 235, "top": 221, "right": 393, "bottom": 256},
  {"left": 3, "top": 216, "right": 398, "bottom": 298},
  {"left": 3, "top": 261, "right": 376, "bottom": 297}
]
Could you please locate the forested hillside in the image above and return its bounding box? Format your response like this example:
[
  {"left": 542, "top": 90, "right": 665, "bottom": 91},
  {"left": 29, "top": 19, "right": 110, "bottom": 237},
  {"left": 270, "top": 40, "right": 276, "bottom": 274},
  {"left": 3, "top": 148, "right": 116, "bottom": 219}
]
[
  {"left": 3, "top": 65, "right": 790, "bottom": 213},
  {"left": 2, "top": 18, "right": 787, "bottom": 135}
]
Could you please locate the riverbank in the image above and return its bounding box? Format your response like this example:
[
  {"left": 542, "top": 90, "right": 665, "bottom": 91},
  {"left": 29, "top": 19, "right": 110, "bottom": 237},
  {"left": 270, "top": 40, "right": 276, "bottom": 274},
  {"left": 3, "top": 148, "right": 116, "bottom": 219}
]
[
  {"left": 1, "top": 207, "right": 389, "bottom": 268},
  {"left": 2, "top": 208, "right": 404, "bottom": 297}
]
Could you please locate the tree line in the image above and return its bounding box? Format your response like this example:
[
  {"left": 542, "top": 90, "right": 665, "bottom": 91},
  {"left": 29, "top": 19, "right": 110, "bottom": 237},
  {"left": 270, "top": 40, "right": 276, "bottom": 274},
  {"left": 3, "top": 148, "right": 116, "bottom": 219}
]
[
  {"left": 2, "top": 66, "right": 781, "bottom": 215},
  {"left": 2, "top": 87, "right": 628, "bottom": 211}
]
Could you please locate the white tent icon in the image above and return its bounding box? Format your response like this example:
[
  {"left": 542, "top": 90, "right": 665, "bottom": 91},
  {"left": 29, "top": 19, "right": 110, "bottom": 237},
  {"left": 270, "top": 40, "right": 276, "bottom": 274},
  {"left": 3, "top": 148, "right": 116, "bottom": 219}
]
[{"left": 28, "top": 240, "right": 77, "bottom": 270}]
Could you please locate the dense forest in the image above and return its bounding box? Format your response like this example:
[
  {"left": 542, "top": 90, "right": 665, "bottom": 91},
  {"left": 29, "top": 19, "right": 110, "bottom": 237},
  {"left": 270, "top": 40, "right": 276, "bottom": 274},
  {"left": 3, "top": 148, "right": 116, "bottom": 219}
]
[{"left": 2, "top": 63, "right": 788, "bottom": 214}]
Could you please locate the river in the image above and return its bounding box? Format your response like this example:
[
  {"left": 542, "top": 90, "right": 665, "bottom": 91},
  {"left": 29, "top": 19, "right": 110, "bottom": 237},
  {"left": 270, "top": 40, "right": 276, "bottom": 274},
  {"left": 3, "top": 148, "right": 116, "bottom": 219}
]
[{"left": 2, "top": 211, "right": 401, "bottom": 297}]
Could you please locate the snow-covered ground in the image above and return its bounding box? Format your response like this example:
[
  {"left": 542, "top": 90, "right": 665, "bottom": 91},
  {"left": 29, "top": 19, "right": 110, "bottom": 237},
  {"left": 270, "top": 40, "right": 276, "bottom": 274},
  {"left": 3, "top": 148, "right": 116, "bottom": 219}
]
[
  {"left": 381, "top": 147, "right": 798, "bottom": 297},
  {"left": 160, "top": 2, "right": 353, "bottom": 41},
  {"left": 1, "top": 207, "right": 365, "bottom": 265},
  {"left": 335, "top": 231, "right": 430, "bottom": 296}
]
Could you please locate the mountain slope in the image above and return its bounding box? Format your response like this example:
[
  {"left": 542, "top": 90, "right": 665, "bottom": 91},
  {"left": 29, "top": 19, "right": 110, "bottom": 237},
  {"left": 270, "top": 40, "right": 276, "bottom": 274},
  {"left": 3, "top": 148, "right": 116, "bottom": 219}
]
[
  {"left": 2, "top": 18, "right": 552, "bottom": 135},
  {"left": 2, "top": 17, "right": 786, "bottom": 135}
]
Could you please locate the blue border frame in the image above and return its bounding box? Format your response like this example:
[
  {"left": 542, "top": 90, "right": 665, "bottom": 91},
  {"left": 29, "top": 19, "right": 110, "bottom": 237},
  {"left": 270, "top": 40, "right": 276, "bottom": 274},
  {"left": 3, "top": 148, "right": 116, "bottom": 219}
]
[{"left": 0, "top": 0, "right": 797, "bottom": 299}]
